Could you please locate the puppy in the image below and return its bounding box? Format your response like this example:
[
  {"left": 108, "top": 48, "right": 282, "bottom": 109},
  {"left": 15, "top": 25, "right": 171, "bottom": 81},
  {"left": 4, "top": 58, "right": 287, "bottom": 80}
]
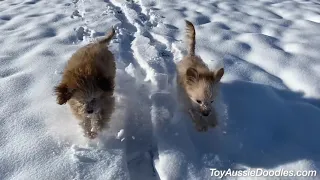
[
  {"left": 54, "top": 28, "right": 116, "bottom": 139},
  {"left": 176, "top": 20, "right": 224, "bottom": 132}
]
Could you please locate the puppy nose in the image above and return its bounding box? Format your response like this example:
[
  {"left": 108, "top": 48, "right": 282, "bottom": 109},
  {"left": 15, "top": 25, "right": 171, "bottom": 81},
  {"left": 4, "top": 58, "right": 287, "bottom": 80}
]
[
  {"left": 202, "top": 111, "right": 210, "bottom": 116},
  {"left": 87, "top": 110, "right": 93, "bottom": 114}
]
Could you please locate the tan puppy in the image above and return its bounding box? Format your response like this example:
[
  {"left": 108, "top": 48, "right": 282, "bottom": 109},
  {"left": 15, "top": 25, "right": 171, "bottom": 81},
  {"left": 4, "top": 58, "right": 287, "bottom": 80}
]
[
  {"left": 176, "top": 20, "right": 224, "bottom": 132},
  {"left": 54, "top": 28, "right": 116, "bottom": 139}
]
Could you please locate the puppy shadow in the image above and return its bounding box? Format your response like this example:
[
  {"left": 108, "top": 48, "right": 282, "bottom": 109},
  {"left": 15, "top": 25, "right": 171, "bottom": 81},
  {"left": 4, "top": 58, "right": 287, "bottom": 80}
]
[{"left": 208, "top": 80, "right": 320, "bottom": 169}]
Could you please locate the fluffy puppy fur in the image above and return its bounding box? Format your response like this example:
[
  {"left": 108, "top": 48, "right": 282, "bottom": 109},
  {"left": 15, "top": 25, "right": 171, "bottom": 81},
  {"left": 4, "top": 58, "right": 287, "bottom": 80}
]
[
  {"left": 54, "top": 28, "right": 116, "bottom": 139},
  {"left": 176, "top": 20, "right": 224, "bottom": 132}
]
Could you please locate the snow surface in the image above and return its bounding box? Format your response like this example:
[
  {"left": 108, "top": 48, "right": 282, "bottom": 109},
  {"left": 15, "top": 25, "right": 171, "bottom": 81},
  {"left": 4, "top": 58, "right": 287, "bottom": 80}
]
[{"left": 0, "top": 0, "right": 320, "bottom": 179}]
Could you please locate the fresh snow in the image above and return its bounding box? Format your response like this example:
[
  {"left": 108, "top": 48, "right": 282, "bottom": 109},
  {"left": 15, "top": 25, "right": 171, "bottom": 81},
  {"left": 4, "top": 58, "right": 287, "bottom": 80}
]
[{"left": 0, "top": 0, "right": 320, "bottom": 179}]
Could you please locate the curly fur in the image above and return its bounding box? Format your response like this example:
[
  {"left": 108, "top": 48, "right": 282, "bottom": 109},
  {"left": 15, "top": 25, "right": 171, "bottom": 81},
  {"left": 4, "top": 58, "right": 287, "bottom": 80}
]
[
  {"left": 176, "top": 20, "right": 224, "bottom": 132},
  {"left": 54, "top": 28, "right": 116, "bottom": 139}
]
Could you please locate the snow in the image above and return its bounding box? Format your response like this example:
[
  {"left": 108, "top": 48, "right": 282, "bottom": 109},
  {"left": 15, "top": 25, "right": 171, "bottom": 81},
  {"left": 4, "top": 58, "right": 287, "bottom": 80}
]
[
  {"left": 117, "top": 129, "right": 125, "bottom": 139},
  {"left": 0, "top": 0, "right": 320, "bottom": 179}
]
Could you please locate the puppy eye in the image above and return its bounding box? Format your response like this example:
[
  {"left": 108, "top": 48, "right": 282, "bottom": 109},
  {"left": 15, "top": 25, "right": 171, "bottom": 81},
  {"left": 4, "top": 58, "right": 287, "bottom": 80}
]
[
  {"left": 211, "top": 100, "right": 214, "bottom": 103},
  {"left": 196, "top": 100, "right": 202, "bottom": 104}
]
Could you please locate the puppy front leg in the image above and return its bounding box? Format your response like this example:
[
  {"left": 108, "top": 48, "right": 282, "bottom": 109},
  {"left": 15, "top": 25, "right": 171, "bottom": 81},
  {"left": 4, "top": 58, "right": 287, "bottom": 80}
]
[
  {"left": 188, "top": 109, "right": 208, "bottom": 132},
  {"left": 80, "top": 118, "right": 96, "bottom": 139},
  {"left": 90, "top": 116, "right": 102, "bottom": 136},
  {"left": 89, "top": 113, "right": 105, "bottom": 139},
  {"left": 197, "top": 116, "right": 209, "bottom": 132},
  {"left": 188, "top": 109, "right": 198, "bottom": 123},
  {"left": 207, "top": 108, "right": 218, "bottom": 128}
]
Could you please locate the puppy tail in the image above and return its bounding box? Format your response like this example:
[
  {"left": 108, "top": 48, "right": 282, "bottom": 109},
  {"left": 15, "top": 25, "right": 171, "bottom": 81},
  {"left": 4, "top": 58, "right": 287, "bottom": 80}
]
[
  {"left": 185, "top": 20, "right": 196, "bottom": 56},
  {"left": 99, "top": 27, "right": 116, "bottom": 45}
]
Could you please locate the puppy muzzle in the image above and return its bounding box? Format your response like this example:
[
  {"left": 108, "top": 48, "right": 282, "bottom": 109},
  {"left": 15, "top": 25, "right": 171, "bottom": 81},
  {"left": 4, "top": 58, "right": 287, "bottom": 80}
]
[
  {"left": 201, "top": 110, "right": 210, "bottom": 116},
  {"left": 200, "top": 104, "right": 211, "bottom": 116},
  {"left": 85, "top": 104, "right": 95, "bottom": 114}
]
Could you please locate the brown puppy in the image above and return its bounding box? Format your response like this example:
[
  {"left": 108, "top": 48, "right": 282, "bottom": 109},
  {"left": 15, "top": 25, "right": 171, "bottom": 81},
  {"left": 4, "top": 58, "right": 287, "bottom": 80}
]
[
  {"left": 54, "top": 28, "right": 116, "bottom": 139},
  {"left": 176, "top": 20, "right": 224, "bottom": 132}
]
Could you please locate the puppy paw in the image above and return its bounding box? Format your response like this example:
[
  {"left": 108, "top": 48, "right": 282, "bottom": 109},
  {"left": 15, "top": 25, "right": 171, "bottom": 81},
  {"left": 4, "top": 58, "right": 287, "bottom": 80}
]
[
  {"left": 88, "top": 131, "right": 98, "bottom": 139},
  {"left": 84, "top": 131, "right": 98, "bottom": 139},
  {"left": 91, "top": 125, "right": 101, "bottom": 133},
  {"left": 208, "top": 119, "right": 218, "bottom": 128},
  {"left": 196, "top": 124, "right": 208, "bottom": 132},
  {"left": 207, "top": 113, "right": 219, "bottom": 128}
]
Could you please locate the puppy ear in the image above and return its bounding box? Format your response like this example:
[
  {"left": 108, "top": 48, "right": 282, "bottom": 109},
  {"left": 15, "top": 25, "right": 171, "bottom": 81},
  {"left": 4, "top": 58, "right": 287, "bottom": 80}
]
[
  {"left": 97, "top": 77, "right": 114, "bottom": 92},
  {"left": 186, "top": 67, "right": 199, "bottom": 84},
  {"left": 214, "top": 68, "right": 224, "bottom": 82},
  {"left": 54, "top": 83, "right": 74, "bottom": 105}
]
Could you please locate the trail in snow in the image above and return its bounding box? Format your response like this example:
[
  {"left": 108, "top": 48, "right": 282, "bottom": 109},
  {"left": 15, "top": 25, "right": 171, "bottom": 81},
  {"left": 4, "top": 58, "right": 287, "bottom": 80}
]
[{"left": 107, "top": 0, "right": 180, "bottom": 179}]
